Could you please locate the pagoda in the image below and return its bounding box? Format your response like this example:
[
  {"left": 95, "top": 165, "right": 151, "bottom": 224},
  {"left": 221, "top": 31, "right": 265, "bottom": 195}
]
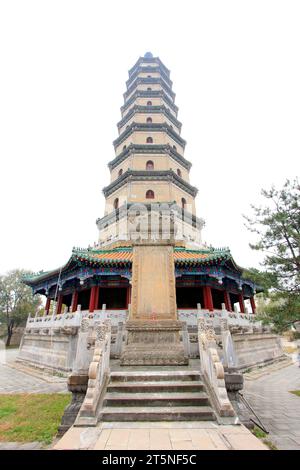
[{"left": 23, "top": 53, "right": 258, "bottom": 366}]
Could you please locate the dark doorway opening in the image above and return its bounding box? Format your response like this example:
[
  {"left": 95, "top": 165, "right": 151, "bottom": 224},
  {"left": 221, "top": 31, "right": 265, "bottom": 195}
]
[
  {"left": 98, "top": 288, "right": 127, "bottom": 309},
  {"left": 176, "top": 287, "right": 204, "bottom": 309},
  {"left": 229, "top": 292, "right": 239, "bottom": 311},
  {"left": 211, "top": 288, "right": 224, "bottom": 310},
  {"left": 62, "top": 293, "right": 72, "bottom": 309},
  {"left": 77, "top": 289, "right": 90, "bottom": 310}
]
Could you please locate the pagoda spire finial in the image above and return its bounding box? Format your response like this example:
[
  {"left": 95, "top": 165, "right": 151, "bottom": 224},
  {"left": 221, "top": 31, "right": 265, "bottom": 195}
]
[{"left": 144, "top": 51, "right": 153, "bottom": 58}]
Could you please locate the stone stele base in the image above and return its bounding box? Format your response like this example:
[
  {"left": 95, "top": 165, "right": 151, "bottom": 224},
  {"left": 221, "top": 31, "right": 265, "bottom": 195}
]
[{"left": 120, "top": 320, "right": 188, "bottom": 366}]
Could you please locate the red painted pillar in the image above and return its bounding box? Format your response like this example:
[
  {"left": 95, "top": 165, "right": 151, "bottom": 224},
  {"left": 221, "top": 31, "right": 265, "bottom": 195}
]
[
  {"left": 238, "top": 294, "right": 245, "bottom": 313},
  {"left": 45, "top": 297, "right": 51, "bottom": 315},
  {"left": 204, "top": 286, "right": 214, "bottom": 312},
  {"left": 207, "top": 286, "right": 214, "bottom": 312},
  {"left": 224, "top": 291, "right": 232, "bottom": 312},
  {"left": 71, "top": 291, "right": 78, "bottom": 312},
  {"left": 250, "top": 296, "right": 256, "bottom": 314},
  {"left": 94, "top": 286, "right": 100, "bottom": 311},
  {"left": 89, "top": 286, "right": 97, "bottom": 313},
  {"left": 57, "top": 294, "right": 63, "bottom": 315}
]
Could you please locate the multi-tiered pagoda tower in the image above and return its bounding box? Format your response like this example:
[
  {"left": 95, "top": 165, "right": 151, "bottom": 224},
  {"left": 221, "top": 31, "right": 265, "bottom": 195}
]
[
  {"left": 97, "top": 51, "right": 203, "bottom": 250},
  {"left": 24, "top": 53, "right": 259, "bottom": 366}
]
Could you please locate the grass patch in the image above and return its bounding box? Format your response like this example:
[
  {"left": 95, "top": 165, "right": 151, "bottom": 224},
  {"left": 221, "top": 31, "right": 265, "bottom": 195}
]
[
  {"left": 0, "top": 394, "right": 70, "bottom": 444},
  {"left": 252, "top": 426, "right": 267, "bottom": 439},
  {"left": 263, "top": 439, "right": 278, "bottom": 450},
  {"left": 290, "top": 390, "right": 300, "bottom": 397},
  {"left": 251, "top": 426, "right": 278, "bottom": 450}
]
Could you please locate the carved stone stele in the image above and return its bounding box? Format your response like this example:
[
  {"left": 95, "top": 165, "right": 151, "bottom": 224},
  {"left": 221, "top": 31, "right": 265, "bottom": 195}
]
[
  {"left": 121, "top": 241, "right": 188, "bottom": 365},
  {"left": 130, "top": 243, "right": 177, "bottom": 320}
]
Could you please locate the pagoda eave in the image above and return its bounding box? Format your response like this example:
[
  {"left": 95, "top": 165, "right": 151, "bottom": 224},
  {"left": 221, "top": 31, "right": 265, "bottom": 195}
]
[
  {"left": 108, "top": 144, "right": 191, "bottom": 171},
  {"left": 102, "top": 170, "right": 198, "bottom": 198},
  {"left": 113, "top": 122, "right": 186, "bottom": 149},
  {"left": 121, "top": 90, "right": 178, "bottom": 115},
  {"left": 117, "top": 105, "right": 182, "bottom": 130}
]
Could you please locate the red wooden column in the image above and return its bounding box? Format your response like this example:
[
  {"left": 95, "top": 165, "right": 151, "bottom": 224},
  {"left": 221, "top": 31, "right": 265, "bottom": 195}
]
[
  {"left": 238, "top": 294, "right": 245, "bottom": 313},
  {"left": 250, "top": 296, "right": 256, "bottom": 314},
  {"left": 71, "top": 291, "right": 78, "bottom": 312},
  {"left": 224, "top": 291, "right": 232, "bottom": 312},
  {"left": 204, "top": 286, "right": 214, "bottom": 312},
  {"left": 89, "top": 286, "right": 97, "bottom": 313},
  {"left": 94, "top": 286, "right": 100, "bottom": 311},
  {"left": 45, "top": 297, "right": 51, "bottom": 315},
  {"left": 56, "top": 294, "right": 63, "bottom": 315}
]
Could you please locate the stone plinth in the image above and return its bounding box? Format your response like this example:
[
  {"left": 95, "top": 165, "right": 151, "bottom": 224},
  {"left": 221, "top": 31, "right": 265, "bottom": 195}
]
[{"left": 120, "top": 320, "right": 188, "bottom": 365}]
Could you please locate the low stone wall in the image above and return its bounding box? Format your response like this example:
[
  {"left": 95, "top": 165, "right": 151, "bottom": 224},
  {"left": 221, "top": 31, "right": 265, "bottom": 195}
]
[
  {"left": 17, "top": 316, "right": 284, "bottom": 375},
  {"left": 182, "top": 328, "right": 284, "bottom": 372},
  {"left": 17, "top": 331, "right": 79, "bottom": 373},
  {"left": 232, "top": 333, "right": 283, "bottom": 370}
]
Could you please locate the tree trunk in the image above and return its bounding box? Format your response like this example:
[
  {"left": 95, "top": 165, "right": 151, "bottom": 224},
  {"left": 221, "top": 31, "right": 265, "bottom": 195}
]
[{"left": 5, "top": 320, "right": 14, "bottom": 347}]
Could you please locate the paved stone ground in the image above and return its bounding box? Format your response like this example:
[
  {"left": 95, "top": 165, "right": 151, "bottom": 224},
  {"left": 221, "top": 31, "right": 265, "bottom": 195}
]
[
  {"left": 0, "top": 348, "right": 67, "bottom": 394},
  {"left": 0, "top": 441, "right": 44, "bottom": 450},
  {"left": 244, "top": 362, "right": 300, "bottom": 450},
  {"left": 53, "top": 422, "right": 267, "bottom": 450}
]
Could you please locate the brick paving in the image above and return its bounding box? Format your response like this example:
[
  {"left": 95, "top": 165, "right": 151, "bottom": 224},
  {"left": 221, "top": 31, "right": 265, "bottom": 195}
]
[
  {"left": 0, "top": 441, "right": 44, "bottom": 450},
  {"left": 0, "top": 348, "right": 67, "bottom": 394},
  {"left": 244, "top": 362, "right": 300, "bottom": 450},
  {"left": 0, "top": 362, "right": 68, "bottom": 394}
]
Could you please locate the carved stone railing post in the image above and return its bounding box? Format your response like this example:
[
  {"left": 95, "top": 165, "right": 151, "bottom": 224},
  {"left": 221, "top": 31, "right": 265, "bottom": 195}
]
[
  {"left": 102, "top": 303, "right": 107, "bottom": 320},
  {"left": 115, "top": 321, "right": 124, "bottom": 357},
  {"left": 220, "top": 318, "right": 237, "bottom": 369},
  {"left": 181, "top": 322, "right": 190, "bottom": 358},
  {"left": 75, "top": 320, "right": 111, "bottom": 425},
  {"left": 197, "top": 303, "right": 201, "bottom": 319},
  {"left": 198, "top": 318, "right": 234, "bottom": 417},
  {"left": 26, "top": 312, "right": 31, "bottom": 327},
  {"left": 73, "top": 318, "right": 92, "bottom": 374},
  {"left": 58, "top": 316, "right": 92, "bottom": 436}
]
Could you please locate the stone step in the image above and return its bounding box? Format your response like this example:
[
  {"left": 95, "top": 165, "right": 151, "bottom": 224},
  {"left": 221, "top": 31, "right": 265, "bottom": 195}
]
[
  {"left": 104, "top": 392, "right": 210, "bottom": 407},
  {"left": 107, "top": 381, "right": 205, "bottom": 393},
  {"left": 110, "top": 371, "right": 202, "bottom": 382},
  {"left": 99, "top": 406, "right": 216, "bottom": 422}
]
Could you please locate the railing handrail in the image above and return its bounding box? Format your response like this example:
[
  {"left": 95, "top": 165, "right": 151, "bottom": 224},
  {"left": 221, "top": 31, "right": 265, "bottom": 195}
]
[
  {"left": 77, "top": 320, "right": 111, "bottom": 420},
  {"left": 198, "top": 318, "right": 235, "bottom": 418}
]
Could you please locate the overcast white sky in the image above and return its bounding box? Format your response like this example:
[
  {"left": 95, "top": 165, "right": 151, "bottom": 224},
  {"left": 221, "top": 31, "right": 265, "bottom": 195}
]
[{"left": 0, "top": 0, "right": 299, "bottom": 276}]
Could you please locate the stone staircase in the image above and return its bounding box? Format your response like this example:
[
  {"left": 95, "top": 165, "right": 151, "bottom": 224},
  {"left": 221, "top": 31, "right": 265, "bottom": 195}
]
[{"left": 98, "top": 370, "right": 217, "bottom": 422}]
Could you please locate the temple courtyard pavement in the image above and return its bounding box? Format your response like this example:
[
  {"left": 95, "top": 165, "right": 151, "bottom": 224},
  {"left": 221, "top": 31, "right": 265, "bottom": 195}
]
[{"left": 0, "top": 348, "right": 299, "bottom": 450}]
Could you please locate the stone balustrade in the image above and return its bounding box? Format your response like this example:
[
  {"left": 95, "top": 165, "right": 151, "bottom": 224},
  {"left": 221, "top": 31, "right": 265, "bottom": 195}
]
[
  {"left": 75, "top": 320, "right": 112, "bottom": 426},
  {"left": 178, "top": 304, "right": 262, "bottom": 329},
  {"left": 26, "top": 306, "right": 128, "bottom": 330},
  {"left": 25, "top": 304, "right": 262, "bottom": 334},
  {"left": 197, "top": 318, "right": 235, "bottom": 417}
]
